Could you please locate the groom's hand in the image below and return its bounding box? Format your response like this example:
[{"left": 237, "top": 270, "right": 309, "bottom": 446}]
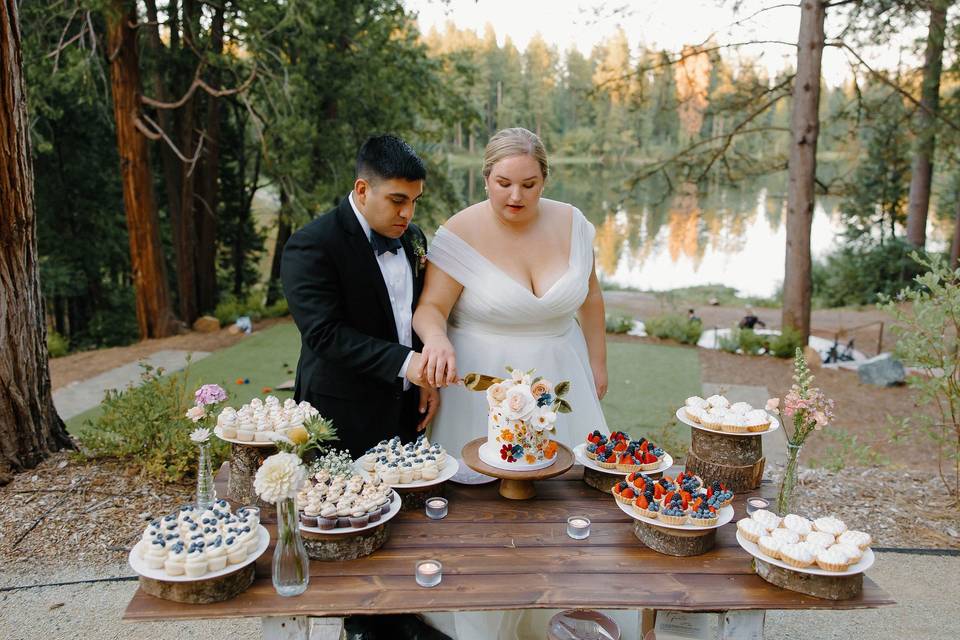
[
  {"left": 406, "top": 352, "right": 426, "bottom": 387},
  {"left": 418, "top": 386, "right": 440, "bottom": 431}
]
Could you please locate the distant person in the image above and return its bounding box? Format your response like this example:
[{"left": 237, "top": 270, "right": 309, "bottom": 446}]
[
  {"left": 738, "top": 306, "right": 766, "bottom": 330},
  {"left": 687, "top": 308, "right": 701, "bottom": 324}
]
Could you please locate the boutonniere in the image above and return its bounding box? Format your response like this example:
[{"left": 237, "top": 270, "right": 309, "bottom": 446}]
[{"left": 410, "top": 235, "right": 427, "bottom": 276}]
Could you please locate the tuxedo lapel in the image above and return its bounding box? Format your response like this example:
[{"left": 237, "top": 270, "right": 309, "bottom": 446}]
[{"left": 335, "top": 199, "right": 398, "bottom": 342}]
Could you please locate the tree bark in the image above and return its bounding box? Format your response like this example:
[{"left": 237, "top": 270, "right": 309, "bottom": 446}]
[
  {"left": 0, "top": 0, "right": 75, "bottom": 484},
  {"left": 950, "top": 189, "right": 960, "bottom": 270},
  {"left": 905, "top": 0, "right": 948, "bottom": 249},
  {"left": 782, "top": 0, "right": 825, "bottom": 343},
  {"left": 105, "top": 1, "right": 178, "bottom": 339},
  {"left": 266, "top": 187, "right": 292, "bottom": 305}
]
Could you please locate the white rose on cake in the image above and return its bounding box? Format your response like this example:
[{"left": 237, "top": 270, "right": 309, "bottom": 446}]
[
  {"left": 486, "top": 382, "right": 507, "bottom": 408},
  {"left": 504, "top": 384, "right": 537, "bottom": 420},
  {"left": 533, "top": 407, "right": 557, "bottom": 432}
]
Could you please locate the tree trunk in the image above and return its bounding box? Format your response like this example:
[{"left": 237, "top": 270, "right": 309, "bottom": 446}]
[
  {"left": 267, "top": 187, "right": 292, "bottom": 306},
  {"left": 782, "top": 0, "right": 825, "bottom": 343},
  {"left": 0, "top": 0, "right": 75, "bottom": 484},
  {"left": 194, "top": 4, "right": 225, "bottom": 315},
  {"left": 105, "top": 1, "right": 178, "bottom": 339},
  {"left": 905, "top": 0, "right": 948, "bottom": 249},
  {"left": 950, "top": 189, "right": 960, "bottom": 270}
]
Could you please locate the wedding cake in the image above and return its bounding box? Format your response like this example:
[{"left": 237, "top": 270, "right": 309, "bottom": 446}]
[{"left": 466, "top": 367, "right": 572, "bottom": 471}]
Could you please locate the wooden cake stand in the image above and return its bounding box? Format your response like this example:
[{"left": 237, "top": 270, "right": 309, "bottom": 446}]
[{"left": 461, "top": 438, "right": 574, "bottom": 500}]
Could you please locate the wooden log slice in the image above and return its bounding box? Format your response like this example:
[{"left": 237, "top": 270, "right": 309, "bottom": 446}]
[
  {"left": 227, "top": 443, "right": 275, "bottom": 506},
  {"left": 138, "top": 564, "right": 255, "bottom": 603},
  {"left": 753, "top": 557, "right": 863, "bottom": 600},
  {"left": 691, "top": 428, "right": 763, "bottom": 465},
  {"left": 582, "top": 467, "right": 665, "bottom": 493},
  {"left": 302, "top": 522, "right": 391, "bottom": 561},
  {"left": 685, "top": 448, "right": 765, "bottom": 492},
  {"left": 632, "top": 520, "right": 716, "bottom": 556},
  {"left": 397, "top": 484, "right": 441, "bottom": 511}
]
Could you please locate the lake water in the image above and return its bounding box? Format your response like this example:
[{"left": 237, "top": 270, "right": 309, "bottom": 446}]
[{"left": 447, "top": 163, "right": 846, "bottom": 298}]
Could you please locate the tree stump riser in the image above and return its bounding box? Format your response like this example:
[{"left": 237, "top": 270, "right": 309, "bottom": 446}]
[
  {"left": 582, "top": 467, "right": 663, "bottom": 493},
  {"left": 754, "top": 558, "right": 863, "bottom": 600},
  {"left": 685, "top": 448, "right": 765, "bottom": 492},
  {"left": 397, "top": 485, "right": 444, "bottom": 511},
  {"left": 632, "top": 520, "right": 716, "bottom": 556},
  {"left": 302, "top": 522, "right": 390, "bottom": 561},
  {"left": 138, "top": 564, "right": 255, "bottom": 603},
  {"left": 227, "top": 443, "right": 275, "bottom": 506}
]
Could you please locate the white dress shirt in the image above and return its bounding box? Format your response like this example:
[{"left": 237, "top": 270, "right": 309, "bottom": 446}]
[{"left": 349, "top": 192, "right": 414, "bottom": 388}]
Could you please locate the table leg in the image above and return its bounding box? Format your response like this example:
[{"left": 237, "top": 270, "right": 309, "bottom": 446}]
[{"left": 261, "top": 616, "right": 345, "bottom": 640}]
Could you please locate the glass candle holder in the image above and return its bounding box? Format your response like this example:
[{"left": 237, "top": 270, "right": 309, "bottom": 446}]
[
  {"left": 566, "top": 516, "right": 591, "bottom": 540},
  {"left": 240, "top": 505, "right": 261, "bottom": 521},
  {"left": 416, "top": 559, "right": 442, "bottom": 588},
  {"left": 425, "top": 497, "right": 448, "bottom": 520},
  {"left": 746, "top": 497, "right": 770, "bottom": 515}
]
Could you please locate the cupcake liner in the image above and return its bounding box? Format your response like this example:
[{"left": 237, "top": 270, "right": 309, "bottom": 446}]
[{"left": 747, "top": 421, "right": 770, "bottom": 433}]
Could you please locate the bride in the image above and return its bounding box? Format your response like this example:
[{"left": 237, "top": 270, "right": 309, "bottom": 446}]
[{"left": 411, "top": 127, "right": 621, "bottom": 638}]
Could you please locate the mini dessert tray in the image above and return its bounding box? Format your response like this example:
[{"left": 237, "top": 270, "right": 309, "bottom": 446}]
[
  {"left": 675, "top": 407, "right": 780, "bottom": 436},
  {"left": 129, "top": 525, "right": 269, "bottom": 583},
  {"left": 299, "top": 489, "right": 401, "bottom": 535},
  {"left": 736, "top": 531, "right": 875, "bottom": 577},
  {"left": 616, "top": 499, "right": 734, "bottom": 531},
  {"left": 213, "top": 426, "right": 283, "bottom": 447},
  {"left": 573, "top": 443, "right": 673, "bottom": 476},
  {"left": 356, "top": 454, "right": 459, "bottom": 489}
]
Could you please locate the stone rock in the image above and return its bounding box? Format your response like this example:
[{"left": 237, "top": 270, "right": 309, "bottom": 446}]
[
  {"left": 227, "top": 324, "right": 243, "bottom": 335},
  {"left": 803, "top": 345, "right": 821, "bottom": 369},
  {"left": 192, "top": 315, "right": 221, "bottom": 333},
  {"left": 857, "top": 353, "right": 905, "bottom": 387}
]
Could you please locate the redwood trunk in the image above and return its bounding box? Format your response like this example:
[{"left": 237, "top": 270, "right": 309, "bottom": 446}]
[
  {"left": 782, "top": 0, "right": 825, "bottom": 343},
  {"left": 906, "top": 0, "right": 947, "bottom": 249},
  {"left": 950, "top": 190, "right": 960, "bottom": 270},
  {"left": 267, "top": 187, "right": 292, "bottom": 305},
  {"left": 0, "top": 0, "right": 75, "bottom": 484},
  {"left": 105, "top": 1, "right": 178, "bottom": 338}
]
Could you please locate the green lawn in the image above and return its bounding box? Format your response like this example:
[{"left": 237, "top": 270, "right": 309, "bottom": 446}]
[
  {"left": 601, "top": 340, "right": 701, "bottom": 457},
  {"left": 67, "top": 326, "right": 701, "bottom": 461},
  {"left": 66, "top": 322, "right": 303, "bottom": 434}
]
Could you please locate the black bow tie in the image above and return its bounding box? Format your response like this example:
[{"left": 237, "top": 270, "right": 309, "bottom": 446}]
[{"left": 370, "top": 230, "right": 402, "bottom": 255}]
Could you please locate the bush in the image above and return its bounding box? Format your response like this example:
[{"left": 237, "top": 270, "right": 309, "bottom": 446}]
[
  {"left": 605, "top": 311, "right": 634, "bottom": 334},
  {"left": 47, "top": 330, "right": 69, "bottom": 358},
  {"left": 644, "top": 314, "right": 703, "bottom": 345},
  {"left": 264, "top": 297, "right": 289, "bottom": 319},
  {"left": 812, "top": 239, "right": 929, "bottom": 308},
  {"left": 78, "top": 363, "right": 229, "bottom": 481},
  {"left": 738, "top": 328, "right": 767, "bottom": 355},
  {"left": 215, "top": 293, "right": 265, "bottom": 326},
  {"left": 718, "top": 329, "right": 740, "bottom": 353},
  {"left": 768, "top": 326, "right": 804, "bottom": 358}
]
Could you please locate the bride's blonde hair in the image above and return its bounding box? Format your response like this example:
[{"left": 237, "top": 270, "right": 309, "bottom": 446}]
[{"left": 482, "top": 128, "right": 549, "bottom": 180}]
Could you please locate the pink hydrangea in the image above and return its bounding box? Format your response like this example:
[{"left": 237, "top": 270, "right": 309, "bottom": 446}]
[{"left": 194, "top": 384, "right": 227, "bottom": 407}]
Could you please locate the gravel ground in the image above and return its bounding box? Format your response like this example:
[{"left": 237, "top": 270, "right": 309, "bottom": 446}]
[{"left": 0, "top": 551, "right": 955, "bottom": 639}]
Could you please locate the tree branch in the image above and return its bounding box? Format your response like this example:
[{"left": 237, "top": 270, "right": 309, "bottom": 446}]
[{"left": 141, "top": 63, "right": 258, "bottom": 110}]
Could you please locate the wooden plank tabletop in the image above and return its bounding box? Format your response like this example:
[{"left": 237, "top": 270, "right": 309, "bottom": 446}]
[{"left": 123, "top": 465, "right": 894, "bottom": 621}]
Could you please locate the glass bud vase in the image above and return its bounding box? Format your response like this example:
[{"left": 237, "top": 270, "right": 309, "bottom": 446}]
[
  {"left": 775, "top": 442, "right": 802, "bottom": 515},
  {"left": 195, "top": 441, "right": 216, "bottom": 510},
  {"left": 273, "top": 497, "right": 309, "bottom": 597}
]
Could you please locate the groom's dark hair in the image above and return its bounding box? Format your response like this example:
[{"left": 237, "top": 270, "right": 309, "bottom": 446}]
[{"left": 356, "top": 135, "right": 426, "bottom": 183}]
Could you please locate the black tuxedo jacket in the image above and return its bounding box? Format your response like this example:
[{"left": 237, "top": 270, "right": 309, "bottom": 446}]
[{"left": 280, "top": 196, "right": 426, "bottom": 456}]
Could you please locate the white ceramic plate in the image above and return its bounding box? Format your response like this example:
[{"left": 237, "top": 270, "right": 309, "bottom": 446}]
[
  {"left": 356, "top": 455, "right": 459, "bottom": 489},
  {"left": 213, "top": 426, "right": 279, "bottom": 447},
  {"left": 736, "top": 531, "right": 875, "bottom": 576},
  {"left": 128, "top": 524, "right": 269, "bottom": 583},
  {"left": 573, "top": 443, "right": 674, "bottom": 476},
  {"left": 615, "top": 498, "right": 734, "bottom": 531},
  {"left": 298, "top": 489, "right": 401, "bottom": 535},
  {"left": 674, "top": 408, "right": 781, "bottom": 436}
]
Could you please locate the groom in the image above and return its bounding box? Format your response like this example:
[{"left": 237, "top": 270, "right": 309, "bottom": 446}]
[{"left": 281, "top": 135, "right": 438, "bottom": 458}]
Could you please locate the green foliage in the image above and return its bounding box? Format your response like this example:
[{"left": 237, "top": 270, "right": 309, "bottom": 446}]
[
  {"left": 767, "top": 327, "right": 804, "bottom": 359},
  {"left": 738, "top": 329, "right": 767, "bottom": 356},
  {"left": 879, "top": 254, "right": 960, "bottom": 499},
  {"left": 718, "top": 329, "right": 740, "bottom": 353},
  {"left": 215, "top": 293, "right": 267, "bottom": 326},
  {"left": 644, "top": 314, "right": 703, "bottom": 345},
  {"left": 811, "top": 239, "right": 928, "bottom": 308},
  {"left": 605, "top": 311, "right": 634, "bottom": 334},
  {"left": 47, "top": 330, "right": 69, "bottom": 358},
  {"left": 78, "top": 364, "right": 228, "bottom": 482}
]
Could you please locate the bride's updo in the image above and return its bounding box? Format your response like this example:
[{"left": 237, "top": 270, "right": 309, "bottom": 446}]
[{"left": 482, "top": 128, "right": 549, "bottom": 180}]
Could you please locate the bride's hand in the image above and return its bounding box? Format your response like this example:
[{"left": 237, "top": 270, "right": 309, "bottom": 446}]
[
  {"left": 421, "top": 334, "right": 458, "bottom": 387},
  {"left": 592, "top": 361, "right": 608, "bottom": 400}
]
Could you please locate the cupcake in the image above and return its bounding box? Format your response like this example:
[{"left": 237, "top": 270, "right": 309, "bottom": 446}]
[
  {"left": 751, "top": 509, "right": 782, "bottom": 532},
  {"left": 831, "top": 542, "right": 863, "bottom": 563},
  {"left": 813, "top": 516, "right": 847, "bottom": 537},
  {"left": 782, "top": 514, "right": 812, "bottom": 538},
  {"left": 224, "top": 535, "right": 246, "bottom": 564},
  {"left": 238, "top": 525, "right": 258, "bottom": 555},
  {"left": 779, "top": 542, "right": 815, "bottom": 569},
  {"left": 206, "top": 536, "right": 227, "bottom": 572},
  {"left": 744, "top": 410, "right": 771, "bottom": 433},
  {"left": 421, "top": 461, "right": 439, "bottom": 481},
  {"left": 706, "top": 394, "right": 729, "bottom": 410},
  {"left": 318, "top": 506, "right": 338, "bottom": 530},
  {"left": 701, "top": 411, "right": 725, "bottom": 431},
  {"left": 816, "top": 546, "right": 853, "bottom": 572},
  {"left": 720, "top": 414, "right": 750, "bottom": 434},
  {"left": 757, "top": 535, "right": 783, "bottom": 560},
  {"left": 398, "top": 463, "right": 414, "bottom": 484},
  {"left": 685, "top": 406, "right": 707, "bottom": 424},
  {"left": 685, "top": 396, "right": 709, "bottom": 410},
  {"left": 184, "top": 542, "right": 208, "bottom": 577},
  {"left": 805, "top": 531, "right": 836, "bottom": 549},
  {"left": 336, "top": 505, "right": 351, "bottom": 528},
  {"left": 366, "top": 503, "right": 381, "bottom": 524},
  {"left": 301, "top": 503, "right": 320, "bottom": 528},
  {"left": 378, "top": 495, "right": 392, "bottom": 517},
  {"left": 164, "top": 541, "right": 187, "bottom": 576},
  {"left": 729, "top": 401, "right": 752, "bottom": 415},
  {"left": 145, "top": 538, "right": 168, "bottom": 570},
  {"left": 838, "top": 530, "right": 872, "bottom": 549},
  {"left": 349, "top": 509, "right": 369, "bottom": 528},
  {"left": 770, "top": 528, "right": 800, "bottom": 545},
  {"left": 737, "top": 518, "right": 766, "bottom": 543}
]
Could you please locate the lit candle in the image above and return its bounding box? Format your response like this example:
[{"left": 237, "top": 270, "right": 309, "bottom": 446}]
[
  {"left": 567, "top": 516, "right": 591, "bottom": 540},
  {"left": 416, "top": 559, "right": 443, "bottom": 587},
  {"left": 425, "top": 497, "right": 448, "bottom": 519}
]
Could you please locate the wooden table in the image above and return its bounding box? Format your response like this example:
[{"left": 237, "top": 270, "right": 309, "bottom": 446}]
[{"left": 124, "top": 465, "right": 893, "bottom": 636}]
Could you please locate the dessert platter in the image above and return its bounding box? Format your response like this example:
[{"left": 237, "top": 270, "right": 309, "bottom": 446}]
[
  {"left": 213, "top": 395, "right": 320, "bottom": 446},
  {"left": 574, "top": 430, "right": 673, "bottom": 492},
  {"left": 675, "top": 395, "right": 780, "bottom": 436},
  {"left": 128, "top": 500, "right": 268, "bottom": 603},
  {"left": 356, "top": 435, "right": 460, "bottom": 489},
  {"left": 612, "top": 471, "right": 736, "bottom": 556},
  {"left": 735, "top": 509, "right": 875, "bottom": 599},
  {"left": 461, "top": 367, "right": 575, "bottom": 499}
]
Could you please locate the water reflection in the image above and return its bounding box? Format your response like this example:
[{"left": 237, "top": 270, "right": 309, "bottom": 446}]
[{"left": 443, "top": 162, "right": 845, "bottom": 297}]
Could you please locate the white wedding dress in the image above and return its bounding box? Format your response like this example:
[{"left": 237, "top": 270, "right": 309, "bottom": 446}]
[{"left": 423, "top": 206, "right": 629, "bottom": 640}]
